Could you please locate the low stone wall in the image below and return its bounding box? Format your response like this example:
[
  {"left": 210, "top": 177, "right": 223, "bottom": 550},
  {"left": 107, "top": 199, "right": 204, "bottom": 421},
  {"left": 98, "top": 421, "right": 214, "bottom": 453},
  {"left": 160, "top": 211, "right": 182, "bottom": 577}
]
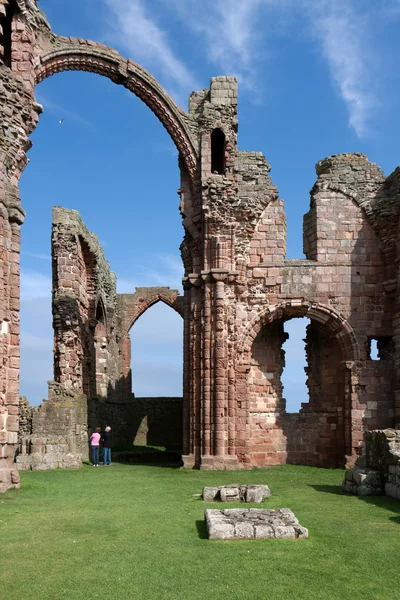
[
  {"left": 15, "top": 382, "right": 88, "bottom": 471},
  {"left": 342, "top": 429, "right": 400, "bottom": 499},
  {"left": 17, "top": 393, "right": 183, "bottom": 471},
  {"left": 89, "top": 397, "right": 183, "bottom": 452}
]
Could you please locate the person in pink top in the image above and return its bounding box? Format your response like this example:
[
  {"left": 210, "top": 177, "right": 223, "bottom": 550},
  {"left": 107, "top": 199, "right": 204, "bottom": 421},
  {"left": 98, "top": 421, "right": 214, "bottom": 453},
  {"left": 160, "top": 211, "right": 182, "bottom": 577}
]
[{"left": 90, "top": 427, "right": 101, "bottom": 466}]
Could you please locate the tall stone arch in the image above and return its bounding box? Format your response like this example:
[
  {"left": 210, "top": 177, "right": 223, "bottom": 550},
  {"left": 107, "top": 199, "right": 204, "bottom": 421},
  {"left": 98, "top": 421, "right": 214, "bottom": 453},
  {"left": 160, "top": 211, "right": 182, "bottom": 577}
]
[{"left": 34, "top": 40, "right": 198, "bottom": 181}]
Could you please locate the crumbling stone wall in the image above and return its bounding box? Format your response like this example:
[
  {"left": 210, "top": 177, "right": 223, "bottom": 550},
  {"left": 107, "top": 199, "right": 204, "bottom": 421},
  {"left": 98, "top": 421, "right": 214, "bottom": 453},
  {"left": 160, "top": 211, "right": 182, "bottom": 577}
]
[
  {"left": 16, "top": 207, "right": 185, "bottom": 471},
  {"left": 343, "top": 429, "right": 400, "bottom": 499},
  {"left": 2, "top": 1, "right": 400, "bottom": 490},
  {"left": 52, "top": 206, "right": 121, "bottom": 399},
  {"left": 16, "top": 381, "right": 88, "bottom": 470}
]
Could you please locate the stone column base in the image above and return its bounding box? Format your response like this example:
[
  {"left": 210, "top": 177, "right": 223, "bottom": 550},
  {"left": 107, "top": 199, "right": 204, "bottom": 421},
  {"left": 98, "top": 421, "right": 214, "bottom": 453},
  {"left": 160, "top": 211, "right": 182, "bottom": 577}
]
[
  {"left": 181, "top": 454, "right": 197, "bottom": 469},
  {"left": 0, "top": 467, "right": 20, "bottom": 494},
  {"left": 199, "top": 455, "right": 240, "bottom": 471},
  {"left": 182, "top": 454, "right": 240, "bottom": 470}
]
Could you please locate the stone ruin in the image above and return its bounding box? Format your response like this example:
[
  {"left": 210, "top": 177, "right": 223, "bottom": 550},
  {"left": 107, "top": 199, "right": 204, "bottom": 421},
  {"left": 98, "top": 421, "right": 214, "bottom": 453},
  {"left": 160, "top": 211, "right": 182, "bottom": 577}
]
[
  {"left": 1, "top": 1, "right": 400, "bottom": 491},
  {"left": 15, "top": 207, "right": 183, "bottom": 471},
  {"left": 205, "top": 508, "right": 308, "bottom": 540},
  {"left": 203, "top": 484, "right": 271, "bottom": 503},
  {"left": 343, "top": 429, "right": 400, "bottom": 499}
]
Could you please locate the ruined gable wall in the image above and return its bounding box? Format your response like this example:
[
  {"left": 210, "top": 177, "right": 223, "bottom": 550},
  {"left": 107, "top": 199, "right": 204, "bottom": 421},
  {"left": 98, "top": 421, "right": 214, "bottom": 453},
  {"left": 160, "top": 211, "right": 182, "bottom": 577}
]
[
  {"left": 52, "top": 206, "right": 121, "bottom": 398},
  {"left": 227, "top": 147, "right": 394, "bottom": 468}
]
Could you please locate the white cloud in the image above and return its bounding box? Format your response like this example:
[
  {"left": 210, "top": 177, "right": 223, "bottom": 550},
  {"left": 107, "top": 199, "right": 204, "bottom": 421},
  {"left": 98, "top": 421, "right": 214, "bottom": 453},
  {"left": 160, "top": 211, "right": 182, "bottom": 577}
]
[
  {"left": 103, "top": 0, "right": 199, "bottom": 104},
  {"left": 22, "top": 251, "right": 51, "bottom": 261},
  {"left": 21, "top": 270, "right": 52, "bottom": 301},
  {"left": 117, "top": 253, "right": 183, "bottom": 293},
  {"left": 169, "top": 0, "right": 267, "bottom": 90},
  {"left": 302, "top": 0, "right": 377, "bottom": 138}
]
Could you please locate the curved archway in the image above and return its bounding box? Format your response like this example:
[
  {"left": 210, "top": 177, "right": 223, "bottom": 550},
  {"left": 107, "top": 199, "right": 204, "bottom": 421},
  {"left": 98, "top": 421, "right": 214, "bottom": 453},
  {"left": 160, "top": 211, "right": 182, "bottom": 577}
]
[
  {"left": 236, "top": 300, "right": 360, "bottom": 468},
  {"left": 120, "top": 287, "right": 183, "bottom": 341},
  {"left": 238, "top": 300, "right": 360, "bottom": 364},
  {"left": 34, "top": 40, "right": 198, "bottom": 180}
]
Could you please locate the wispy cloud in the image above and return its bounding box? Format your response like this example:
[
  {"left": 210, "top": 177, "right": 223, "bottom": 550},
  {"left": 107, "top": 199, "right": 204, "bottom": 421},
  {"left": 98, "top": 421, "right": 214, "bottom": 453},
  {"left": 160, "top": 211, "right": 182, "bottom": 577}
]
[
  {"left": 152, "top": 140, "right": 178, "bottom": 157},
  {"left": 302, "top": 0, "right": 377, "bottom": 138},
  {"left": 169, "top": 0, "right": 270, "bottom": 91},
  {"left": 22, "top": 251, "right": 51, "bottom": 261},
  {"left": 35, "top": 92, "right": 97, "bottom": 131},
  {"left": 117, "top": 253, "right": 183, "bottom": 294},
  {"left": 21, "top": 270, "right": 52, "bottom": 301},
  {"left": 103, "top": 0, "right": 199, "bottom": 105}
]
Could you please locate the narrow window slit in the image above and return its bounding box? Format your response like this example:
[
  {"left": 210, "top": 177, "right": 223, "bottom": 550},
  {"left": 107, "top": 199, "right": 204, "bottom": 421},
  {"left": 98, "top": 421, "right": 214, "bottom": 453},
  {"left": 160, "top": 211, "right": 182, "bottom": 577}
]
[{"left": 211, "top": 128, "right": 226, "bottom": 174}]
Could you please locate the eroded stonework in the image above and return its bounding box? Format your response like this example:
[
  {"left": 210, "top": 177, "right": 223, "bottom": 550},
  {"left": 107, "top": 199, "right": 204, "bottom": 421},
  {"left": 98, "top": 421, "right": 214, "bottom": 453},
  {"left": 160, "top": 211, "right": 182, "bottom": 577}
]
[
  {"left": 342, "top": 429, "right": 400, "bottom": 499},
  {"left": 1, "top": 0, "right": 400, "bottom": 490},
  {"left": 203, "top": 484, "right": 271, "bottom": 503}
]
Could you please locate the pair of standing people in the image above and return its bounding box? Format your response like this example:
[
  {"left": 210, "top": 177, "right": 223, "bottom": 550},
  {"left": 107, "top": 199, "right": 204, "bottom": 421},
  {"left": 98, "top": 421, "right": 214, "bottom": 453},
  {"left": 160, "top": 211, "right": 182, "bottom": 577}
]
[{"left": 90, "top": 426, "right": 112, "bottom": 466}]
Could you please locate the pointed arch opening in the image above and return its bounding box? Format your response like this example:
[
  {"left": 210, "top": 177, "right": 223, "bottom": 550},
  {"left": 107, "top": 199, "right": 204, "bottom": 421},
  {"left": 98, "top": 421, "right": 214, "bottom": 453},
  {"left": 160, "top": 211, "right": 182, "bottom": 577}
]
[{"left": 128, "top": 300, "right": 183, "bottom": 398}]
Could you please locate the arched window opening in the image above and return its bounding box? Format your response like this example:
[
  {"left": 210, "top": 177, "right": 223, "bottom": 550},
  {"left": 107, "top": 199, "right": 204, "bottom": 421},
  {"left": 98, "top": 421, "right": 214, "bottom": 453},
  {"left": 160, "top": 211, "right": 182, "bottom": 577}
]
[
  {"left": 95, "top": 300, "right": 106, "bottom": 325},
  {"left": 127, "top": 301, "right": 183, "bottom": 453},
  {"left": 282, "top": 318, "right": 310, "bottom": 413},
  {"left": 130, "top": 301, "right": 183, "bottom": 397},
  {"left": 0, "top": 0, "right": 16, "bottom": 68},
  {"left": 211, "top": 128, "right": 226, "bottom": 174}
]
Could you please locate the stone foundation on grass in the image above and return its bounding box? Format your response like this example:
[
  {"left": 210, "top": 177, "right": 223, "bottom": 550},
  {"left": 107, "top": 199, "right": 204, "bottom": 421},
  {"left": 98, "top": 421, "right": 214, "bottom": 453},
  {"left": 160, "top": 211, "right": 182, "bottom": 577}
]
[
  {"left": 205, "top": 508, "right": 308, "bottom": 540},
  {"left": 342, "top": 429, "right": 400, "bottom": 499},
  {"left": 203, "top": 484, "right": 271, "bottom": 503}
]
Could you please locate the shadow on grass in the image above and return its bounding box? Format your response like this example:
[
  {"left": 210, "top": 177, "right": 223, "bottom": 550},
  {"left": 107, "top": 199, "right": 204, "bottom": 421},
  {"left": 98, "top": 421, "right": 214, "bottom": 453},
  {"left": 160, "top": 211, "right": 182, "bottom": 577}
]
[
  {"left": 196, "top": 520, "right": 208, "bottom": 540},
  {"left": 309, "top": 485, "right": 343, "bottom": 495},
  {"left": 111, "top": 446, "right": 182, "bottom": 468},
  {"left": 311, "top": 484, "right": 400, "bottom": 519},
  {"left": 389, "top": 515, "right": 400, "bottom": 524}
]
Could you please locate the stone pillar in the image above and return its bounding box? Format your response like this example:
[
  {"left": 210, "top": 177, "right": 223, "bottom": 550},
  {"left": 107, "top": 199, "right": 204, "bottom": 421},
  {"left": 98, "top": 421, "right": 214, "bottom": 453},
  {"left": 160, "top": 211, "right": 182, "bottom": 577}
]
[
  {"left": 182, "top": 276, "right": 202, "bottom": 468},
  {"left": 345, "top": 361, "right": 364, "bottom": 467},
  {"left": 0, "top": 186, "right": 24, "bottom": 492},
  {"left": 182, "top": 283, "right": 190, "bottom": 457},
  {"left": 213, "top": 277, "right": 226, "bottom": 456},
  {"left": 201, "top": 277, "right": 212, "bottom": 456}
]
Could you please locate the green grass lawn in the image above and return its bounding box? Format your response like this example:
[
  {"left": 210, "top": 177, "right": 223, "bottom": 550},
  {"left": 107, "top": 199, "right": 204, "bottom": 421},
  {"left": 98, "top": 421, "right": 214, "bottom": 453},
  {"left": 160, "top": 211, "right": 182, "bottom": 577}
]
[{"left": 2, "top": 464, "right": 400, "bottom": 600}]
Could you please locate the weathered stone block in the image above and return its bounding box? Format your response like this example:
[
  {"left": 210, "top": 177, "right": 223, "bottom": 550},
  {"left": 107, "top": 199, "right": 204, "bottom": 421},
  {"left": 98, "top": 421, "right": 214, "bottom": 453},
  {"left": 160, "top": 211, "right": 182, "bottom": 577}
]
[
  {"left": 220, "top": 485, "right": 240, "bottom": 502},
  {"left": 203, "top": 487, "right": 220, "bottom": 502},
  {"left": 203, "top": 484, "right": 271, "bottom": 503},
  {"left": 205, "top": 508, "right": 308, "bottom": 540},
  {"left": 246, "top": 484, "right": 271, "bottom": 502}
]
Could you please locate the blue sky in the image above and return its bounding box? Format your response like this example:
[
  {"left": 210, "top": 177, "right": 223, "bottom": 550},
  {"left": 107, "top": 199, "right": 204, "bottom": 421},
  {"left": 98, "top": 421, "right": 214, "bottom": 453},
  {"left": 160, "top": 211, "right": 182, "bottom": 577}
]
[{"left": 20, "top": 0, "right": 400, "bottom": 408}]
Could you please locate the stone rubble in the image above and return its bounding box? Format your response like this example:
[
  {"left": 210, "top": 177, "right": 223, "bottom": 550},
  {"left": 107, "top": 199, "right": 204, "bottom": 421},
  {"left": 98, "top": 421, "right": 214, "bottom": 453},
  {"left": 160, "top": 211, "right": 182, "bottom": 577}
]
[
  {"left": 342, "top": 429, "right": 400, "bottom": 499},
  {"left": 205, "top": 508, "right": 308, "bottom": 540},
  {"left": 203, "top": 484, "right": 271, "bottom": 503}
]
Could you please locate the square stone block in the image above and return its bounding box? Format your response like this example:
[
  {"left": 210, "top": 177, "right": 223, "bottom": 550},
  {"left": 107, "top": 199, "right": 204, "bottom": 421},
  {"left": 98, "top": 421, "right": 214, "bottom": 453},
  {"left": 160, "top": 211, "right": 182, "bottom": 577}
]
[{"left": 205, "top": 508, "right": 308, "bottom": 540}]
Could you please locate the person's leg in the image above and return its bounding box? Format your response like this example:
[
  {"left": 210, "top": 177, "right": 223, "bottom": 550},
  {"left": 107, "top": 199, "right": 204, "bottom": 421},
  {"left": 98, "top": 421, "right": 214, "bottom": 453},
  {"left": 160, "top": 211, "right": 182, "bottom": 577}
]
[
  {"left": 91, "top": 445, "right": 95, "bottom": 465},
  {"left": 105, "top": 448, "right": 111, "bottom": 465},
  {"left": 94, "top": 446, "right": 99, "bottom": 466},
  {"left": 108, "top": 447, "right": 111, "bottom": 465}
]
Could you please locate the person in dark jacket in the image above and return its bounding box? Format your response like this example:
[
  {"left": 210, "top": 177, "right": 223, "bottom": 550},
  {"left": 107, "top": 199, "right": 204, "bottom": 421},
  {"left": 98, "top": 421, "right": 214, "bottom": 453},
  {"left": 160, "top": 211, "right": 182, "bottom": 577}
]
[{"left": 101, "top": 426, "right": 112, "bottom": 466}]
